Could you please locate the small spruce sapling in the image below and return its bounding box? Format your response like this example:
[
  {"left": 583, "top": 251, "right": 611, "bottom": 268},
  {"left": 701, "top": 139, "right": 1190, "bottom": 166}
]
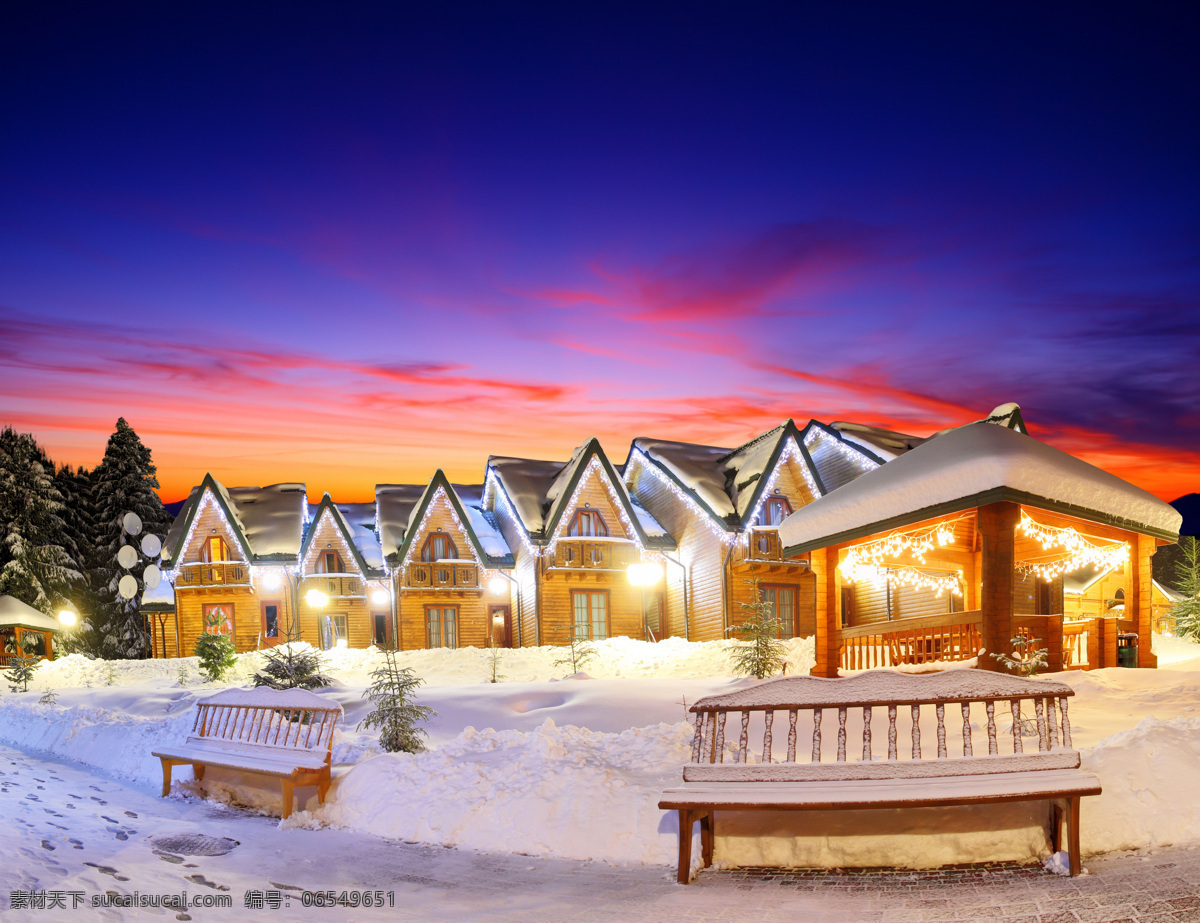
[
  {"left": 194, "top": 632, "right": 237, "bottom": 683},
  {"left": 358, "top": 647, "right": 436, "bottom": 753},
  {"left": 103, "top": 662, "right": 117, "bottom": 686},
  {"left": 1169, "top": 536, "right": 1200, "bottom": 640},
  {"left": 553, "top": 625, "right": 596, "bottom": 676},
  {"left": 726, "top": 581, "right": 787, "bottom": 679},
  {"left": 39, "top": 688, "right": 58, "bottom": 705},
  {"left": 254, "top": 644, "right": 331, "bottom": 690},
  {"left": 485, "top": 647, "right": 506, "bottom": 683},
  {"left": 4, "top": 639, "right": 40, "bottom": 692},
  {"left": 175, "top": 661, "right": 190, "bottom": 687},
  {"left": 991, "top": 635, "right": 1048, "bottom": 737}
]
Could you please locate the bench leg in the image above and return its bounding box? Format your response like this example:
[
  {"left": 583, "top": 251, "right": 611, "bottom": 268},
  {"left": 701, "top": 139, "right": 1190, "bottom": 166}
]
[
  {"left": 159, "top": 758, "right": 173, "bottom": 797},
  {"left": 1065, "top": 796, "right": 1082, "bottom": 877},
  {"left": 700, "top": 811, "right": 714, "bottom": 868},
  {"left": 281, "top": 779, "right": 295, "bottom": 820},
  {"left": 317, "top": 773, "right": 331, "bottom": 805},
  {"left": 193, "top": 764, "right": 206, "bottom": 782},
  {"left": 1050, "top": 799, "right": 1064, "bottom": 854},
  {"left": 676, "top": 809, "right": 694, "bottom": 884}
]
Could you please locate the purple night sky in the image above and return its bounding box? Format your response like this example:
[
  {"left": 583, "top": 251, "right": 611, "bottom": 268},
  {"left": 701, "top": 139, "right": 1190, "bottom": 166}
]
[{"left": 2, "top": 4, "right": 1197, "bottom": 501}]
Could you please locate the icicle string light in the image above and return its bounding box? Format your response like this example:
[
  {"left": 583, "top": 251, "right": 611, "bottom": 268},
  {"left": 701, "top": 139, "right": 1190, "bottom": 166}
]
[
  {"left": 168, "top": 489, "right": 249, "bottom": 580},
  {"left": 839, "top": 518, "right": 962, "bottom": 576},
  {"left": 841, "top": 562, "right": 964, "bottom": 598},
  {"left": 744, "top": 437, "right": 822, "bottom": 528},
  {"left": 301, "top": 508, "right": 367, "bottom": 578},
  {"left": 547, "top": 457, "right": 647, "bottom": 556},
  {"left": 483, "top": 469, "right": 541, "bottom": 559},
  {"left": 399, "top": 486, "right": 483, "bottom": 567},
  {"left": 1016, "top": 512, "right": 1129, "bottom": 581},
  {"left": 627, "top": 450, "right": 733, "bottom": 543},
  {"left": 803, "top": 427, "right": 877, "bottom": 472}
]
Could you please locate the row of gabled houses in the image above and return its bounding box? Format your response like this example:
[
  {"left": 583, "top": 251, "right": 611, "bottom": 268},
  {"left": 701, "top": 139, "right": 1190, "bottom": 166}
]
[{"left": 148, "top": 403, "right": 1184, "bottom": 673}]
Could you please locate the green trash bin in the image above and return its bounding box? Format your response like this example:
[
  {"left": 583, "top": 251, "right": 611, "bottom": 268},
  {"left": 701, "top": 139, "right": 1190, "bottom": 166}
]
[{"left": 1117, "top": 632, "right": 1138, "bottom": 668}]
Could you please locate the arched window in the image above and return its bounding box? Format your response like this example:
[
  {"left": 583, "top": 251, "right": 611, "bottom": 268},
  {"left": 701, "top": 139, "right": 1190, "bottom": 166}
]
[
  {"left": 568, "top": 509, "right": 608, "bottom": 537},
  {"left": 421, "top": 533, "right": 458, "bottom": 562},
  {"left": 201, "top": 536, "right": 231, "bottom": 563},
  {"left": 315, "top": 550, "right": 345, "bottom": 574},
  {"left": 760, "top": 497, "right": 793, "bottom": 527}
]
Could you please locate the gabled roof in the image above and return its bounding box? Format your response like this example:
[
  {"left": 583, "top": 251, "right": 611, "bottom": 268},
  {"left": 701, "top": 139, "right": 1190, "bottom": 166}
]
[
  {"left": 390, "top": 470, "right": 514, "bottom": 568},
  {"left": 300, "top": 494, "right": 384, "bottom": 578},
  {"left": 629, "top": 420, "right": 841, "bottom": 531},
  {"left": 828, "top": 402, "right": 1027, "bottom": 463},
  {"left": 779, "top": 422, "right": 1183, "bottom": 555},
  {"left": 489, "top": 438, "right": 676, "bottom": 550},
  {"left": 335, "top": 501, "right": 386, "bottom": 574},
  {"left": 0, "top": 595, "right": 62, "bottom": 632},
  {"left": 163, "top": 474, "right": 307, "bottom": 566}
]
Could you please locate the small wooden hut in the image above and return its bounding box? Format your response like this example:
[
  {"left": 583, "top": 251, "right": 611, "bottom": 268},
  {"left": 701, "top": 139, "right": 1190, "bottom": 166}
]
[{"left": 0, "top": 595, "right": 62, "bottom": 664}]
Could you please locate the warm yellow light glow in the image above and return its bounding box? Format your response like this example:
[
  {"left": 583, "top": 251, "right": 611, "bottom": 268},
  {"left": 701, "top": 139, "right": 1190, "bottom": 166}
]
[
  {"left": 627, "top": 562, "right": 664, "bottom": 586},
  {"left": 306, "top": 589, "right": 329, "bottom": 608},
  {"left": 57, "top": 610, "right": 77, "bottom": 627},
  {"left": 488, "top": 576, "right": 509, "bottom": 595},
  {"left": 371, "top": 588, "right": 390, "bottom": 605},
  {"left": 262, "top": 570, "right": 282, "bottom": 590}
]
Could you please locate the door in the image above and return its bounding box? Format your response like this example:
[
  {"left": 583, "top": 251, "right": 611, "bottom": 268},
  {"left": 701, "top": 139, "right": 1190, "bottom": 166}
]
[
  {"left": 489, "top": 605, "right": 511, "bottom": 648},
  {"left": 260, "top": 601, "right": 284, "bottom": 648}
]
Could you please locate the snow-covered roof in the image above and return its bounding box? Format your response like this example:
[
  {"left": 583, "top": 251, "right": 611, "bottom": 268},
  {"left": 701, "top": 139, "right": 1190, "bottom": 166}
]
[
  {"left": 489, "top": 440, "right": 676, "bottom": 549},
  {"left": 163, "top": 476, "right": 307, "bottom": 564},
  {"left": 628, "top": 438, "right": 737, "bottom": 522},
  {"left": 779, "top": 422, "right": 1183, "bottom": 553},
  {"left": 378, "top": 475, "right": 514, "bottom": 567},
  {"left": 335, "top": 502, "right": 385, "bottom": 573},
  {"left": 1063, "top": 565, "right": 1109, "bottom": 596},
  {"left": 454, "top": 484, "right": 515, "bottom": 563},
  {"left": 375, "top": 483, "right": 427, "bottom": 559},
  {"left": 828, "top": 403, "right": 1026, "bottom": 463},
  {"left": 0, "top": 595, "right": 62, "bottom": 632}
]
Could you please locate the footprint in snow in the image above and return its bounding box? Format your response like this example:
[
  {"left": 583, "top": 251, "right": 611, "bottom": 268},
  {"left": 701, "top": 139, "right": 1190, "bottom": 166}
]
[
  {"left": 65, "top": 804, "right": 76, "bottom": 810},
  {"left": 40, "top": 840, "right": 56, "bottom": 850},
  {"left": 185, "top": 874, "right": 229, "bottom": 891},
  {"left": 101, "top": 815, "right": 120, "bottom": 824},
  {"left": 124, "top": 811, "right": 138, "bottom": 818},
  {"left": 90, "top": 797, "right": 108, "bottom": 805},
  {"left": 155, "top": 851, "right": 185, "bottom": 864},
  {"left": 27, "top": 793, "right": 40, "bottom": 801},
  {"left": 69, "top": 839, "right": 84, "bottom": 850},
  {"left": 84, "top": 862, "right": 129, "bottom": 881},
  {"left": 44, "top": 808, "right": 62, "bottom": 816},
  {"left": 67, "top": 794, "right": 83, "bottom": 800},
  {"left": 48, "top": 823, "right": 68, "bottom": 830}
]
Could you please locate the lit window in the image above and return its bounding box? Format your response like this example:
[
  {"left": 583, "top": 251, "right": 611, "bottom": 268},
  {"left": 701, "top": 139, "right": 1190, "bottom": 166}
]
[
  {"left": 759, "top": 586, "right": 797, "bottom": 639},
  {"left": 761, "top": 497, "right": 793, "bottom": 526},
  {"left": 316, "top": 550, "right": 344, "bottom": 574},
  {"left": 571, "top": 590, "right": 608, "bottom": 640},
  {"left": 202, "top": 536, "right": 231, "bottom": 563},
  {"left": 568, "top": 510, "right": 608, "bottom": 537},
  {"left": 427, "top": 606, "right": 458, "bottom": 648},
  {"left": 421, "top": 534, "right": 458, "bottom": 562}
]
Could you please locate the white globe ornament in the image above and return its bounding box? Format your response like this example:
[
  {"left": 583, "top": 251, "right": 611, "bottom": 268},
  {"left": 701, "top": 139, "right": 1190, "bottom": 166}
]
[
  {"left": 118, "top": 574, "right": 139, "bottom": 600},
  {"left": 141, "top": 534, "right": 162, "bottom": 557},
  {"left": 144, "top": 564, "right": 162, "bottom": 589},
  {"left": 123, "top": 511, "right": 143, "bottom": 536},
  {"left": 117, "top": 544, "right": 138, "bottom": 569}
]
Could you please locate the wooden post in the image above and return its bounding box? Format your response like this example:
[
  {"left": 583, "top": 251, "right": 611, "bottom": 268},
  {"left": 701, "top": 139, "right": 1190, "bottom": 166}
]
[
  {"left": 810, "top": 545, "right": 840, "bottom": 678},
  {"left": 1086, "top": 617, "right": 1099, "bottom": 669},
  {"left": 1044, "top": 614, "right": 1063, "bottom": 673},
  {"left": 978, "top": 502, "right": 1020, "bottom": 672},
  {"left": 1131, "top": 534, "right": 1158, "bottom": 668}
]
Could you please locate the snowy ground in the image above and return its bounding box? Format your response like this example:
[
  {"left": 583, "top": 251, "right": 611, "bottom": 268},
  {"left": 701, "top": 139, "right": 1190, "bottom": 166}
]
[{"left": 2, "top": 633, "right": 1199, "bottom": 920}]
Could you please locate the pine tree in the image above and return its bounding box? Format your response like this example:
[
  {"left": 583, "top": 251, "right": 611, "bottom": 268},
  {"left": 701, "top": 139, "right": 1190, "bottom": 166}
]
[
  {"left": 254, "top": 644, "right": 331, "bottom": 690},
  {"left": 358, "top": 649, "right": 436, "bottom": 753},
  {"left": 194, "top": 632, "right": 237, "bottom": 683},
  {"left": 0, "top": 428, "right": 81, "bottom": 615},
  {"left": 553, "top": 624, "right": 597, "bottom": 675},
  {"left": 53, "top": 464, "right": 102, "bottom": 656},
  {"left": 1169, "top": 536, "right": 1200, "bottom": 640},
  {"left": 726, "top": 580, "right": 787, "bottom": 679},
  {"left": 90, "top": 419, "right": 172, "bottom": 659}
]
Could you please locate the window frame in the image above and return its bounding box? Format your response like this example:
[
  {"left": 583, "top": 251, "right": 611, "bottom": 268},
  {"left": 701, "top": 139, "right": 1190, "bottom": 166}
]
[
  {"left": 315, "top": 549, "right": 345, "bottom": 574},
  {"left": 420, "top": 532, "right": 459, "bottom": 563},
  {"left": 759, "top": 584, "right": 798, "bottom": 639},
  {"left": 568, "top": 509, "right": 608, "bottom": 537},
  {"left": 201, "top": 535, "right": 232, "bottom": 563},
  {"left": 425, "top": 605, "right": 459, "bottom": 649},
  {"left": 571, "top": 589, "right": 610, "bottom": 640},
  {"left": 202, "top": 602, "right": 235, "bottom": 636},
  {"left": 761, "top": 496, "right": 793, "bottom": 527}
]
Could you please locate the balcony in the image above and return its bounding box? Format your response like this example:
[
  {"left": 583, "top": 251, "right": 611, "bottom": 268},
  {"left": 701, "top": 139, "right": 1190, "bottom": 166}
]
[
  {"left": 300, "top": 574, "right": 365, "bottom": 598},
  {"left": 733, "top": 528, "right": 808, "bottom": 566},
  {"left": 551, "top": 540, "right": 637, "bottom": 571},
  {"left": 405, "top": 561, "right": 479, "bottom": 590},
  {"left": 177, "top": 561, "right": 250, "bottom": 586}
]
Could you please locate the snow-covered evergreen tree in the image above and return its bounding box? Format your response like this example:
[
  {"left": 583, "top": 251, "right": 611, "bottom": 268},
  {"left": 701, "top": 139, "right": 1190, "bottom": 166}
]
[
  {"left": 0, "top": 428, "right": 80, "bottom": 615},
  {"left": 53, "top": 464, "right": 102, "bottom": 655},
  {"left": 1169, "top": 536, "right": 1200, "bottom": 640},
  {"left": 90, "top": 419, "right": 172, "bottom": 659}
]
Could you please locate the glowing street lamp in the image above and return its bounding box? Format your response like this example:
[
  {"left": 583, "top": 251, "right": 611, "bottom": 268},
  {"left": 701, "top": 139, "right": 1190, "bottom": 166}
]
[
  {"left": 305, "top": 589, "right": 329, "bottom": 609},
  {"left": 626, "top": 562, "right": 664, "bottom": 587},
  {"left": 57, "top": 609, "right": 77, "bottom": 628}
]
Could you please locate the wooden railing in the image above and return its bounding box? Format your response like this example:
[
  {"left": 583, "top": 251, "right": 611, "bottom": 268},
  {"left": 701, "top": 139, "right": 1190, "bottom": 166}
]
[
  {"left": 1061, "top": 620, "right": 1090, "bottom": 669},
  {"left": 406, "top": 561, "right": 478, "bottom": 589},
  {"left": 300, "top": 574, "right": 365, "bottom": 598},
  {"left": 840, "top": 610, "right": 984, "bottom": 671},
  {"left": 552, "top": 540, "right": 637, "bottom": 570},
  {"left": 177, "top": 561, "right": 250, "bottom": 586}
]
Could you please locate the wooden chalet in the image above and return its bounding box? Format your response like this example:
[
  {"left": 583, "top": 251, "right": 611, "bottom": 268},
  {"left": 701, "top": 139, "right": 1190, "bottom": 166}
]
[
  {"left": 1062, "top": 566, "right": 1183, "bottom": 637},
  {"left": 484, "top": 439, "right": 677, "bottom": 646},
  {"left": 376, "top": 471, "right": 515, "bottom": 650},
  {"left": 778, "top": 422, "right": 1183, "bottom": 677},
  {"left": 141, "top": 579, "right": 177, "bottom": 658},
  {"left": 161, "top": 475, "right": 308, "bottom": 655},
  {"left": 623, "top": 419, "right": 880, "bottom": 642},
  {"left": 297, "top": 495, "right": 389, "bottom": 650}
]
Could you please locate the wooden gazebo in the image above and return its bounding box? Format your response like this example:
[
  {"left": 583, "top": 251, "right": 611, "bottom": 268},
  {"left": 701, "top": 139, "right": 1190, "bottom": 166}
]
[
  {"left": 0, "top": 595, "right": 63, "bottom": 666},
  {"left": 779, "top": 423, "right": 1182, "bottom": 677}
]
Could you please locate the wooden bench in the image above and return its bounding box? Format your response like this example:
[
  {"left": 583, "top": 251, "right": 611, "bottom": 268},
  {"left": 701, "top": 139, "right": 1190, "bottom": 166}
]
[
  {"left": 153, "top": 687, "right": 342, "bottom": 819},
  {"left": 659, "top": 670, "right": 1101, "bottom": 883}
]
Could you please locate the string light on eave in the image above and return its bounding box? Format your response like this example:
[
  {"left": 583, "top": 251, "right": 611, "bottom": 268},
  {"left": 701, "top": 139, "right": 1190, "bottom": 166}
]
[
  {"left": 839, "top": 519, "right": 961, "bottom": 575},
  {"left": 547, "top": 457, "right": 647, "bottom": 556},
  {"left": 840, "top": 561, "right": 964, "bottom": 598},
  {"left": 484, "top": 470, "right": 541, "bottom": 559},
  {"left": 744, "top": 438, "right": 822, "bottom": 528},
  {"left": 169, "top": 489, "right": 247, "bottom": 580},
  {"left": 1016, "top": 512, "right": 1129, "bottom": 581},
  {"left": 628, "top": 450, "right": 733, "bottom": 544},
  {"left": 399, "top": 487, "right": 483, "bottom": 568}
]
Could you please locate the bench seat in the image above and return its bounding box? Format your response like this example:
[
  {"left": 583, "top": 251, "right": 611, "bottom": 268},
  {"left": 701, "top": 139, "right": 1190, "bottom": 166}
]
[{"left": 153, "top": 743, "right": 332, "bottom": 777}]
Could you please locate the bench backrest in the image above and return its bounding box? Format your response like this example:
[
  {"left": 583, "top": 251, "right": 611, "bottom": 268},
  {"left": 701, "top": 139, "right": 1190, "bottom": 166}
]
[
  {"left": 685, "top": 670, "right": 1078, "bottom": 783},
  {"left": 191, "top": 688, "right": 342, "bottom": 759}
]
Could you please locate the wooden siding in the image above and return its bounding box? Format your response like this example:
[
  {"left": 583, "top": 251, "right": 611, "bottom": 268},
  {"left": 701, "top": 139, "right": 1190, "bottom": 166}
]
[
  {"left": 396, "top": 591, "right": 491, "bottom": 650},
  {"left": 726, "top": 566, "right": 816, "bottom": 637},
  {"left": 806, "top": 433, "right": 871, "bottom": 492},
  {"left": 559, "top": 468, "right": 632, "bottom": 539},
  {"left": 179, "top": 493, "right": 246, "bottom": 566},
  {"left": 488, "top": 488, "right": 540, "bottom": 647},
  {"left": 173, "top": 569, "right": 300, "bottom": 656}
]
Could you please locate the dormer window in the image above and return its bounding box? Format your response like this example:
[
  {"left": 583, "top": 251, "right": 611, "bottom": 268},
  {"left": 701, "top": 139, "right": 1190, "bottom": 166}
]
[
  {"left": 761, "top": 497, "right": 793, "bottom": 527},
  {"left": 421, "top": 533, "right": 458, "bottom": 562},
  {"left": 202, "top": 536, "right": 231, "bottom": 563},
  {"left": 316, "top": 550, "right": 345, "bottom": 574},
  {"left": 569, "top": 509, "right": 608, "bottom": 537}
]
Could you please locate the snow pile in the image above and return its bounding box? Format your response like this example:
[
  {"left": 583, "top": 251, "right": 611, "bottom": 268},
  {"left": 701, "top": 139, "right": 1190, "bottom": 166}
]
[{"left": 300, "top": 719, "right": 695, "bottom": 864}]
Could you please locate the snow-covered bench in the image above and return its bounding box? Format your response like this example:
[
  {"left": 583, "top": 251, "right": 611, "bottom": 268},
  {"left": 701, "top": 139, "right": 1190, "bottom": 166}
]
[
  {"left": 659, "top": 670, "right": 1100, "bottom": 883},
  {"left": 153, "top": 688, "right": 342, "bottom": 819}
]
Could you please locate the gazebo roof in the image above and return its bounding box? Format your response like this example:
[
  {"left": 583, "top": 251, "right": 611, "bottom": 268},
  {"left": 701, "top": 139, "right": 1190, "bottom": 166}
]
[
  {"left": 0, "top": 596, "right": 62, "bottom": 633},
  {"left": 779, "top": 422, "right": 1182, "bottom": 554}
]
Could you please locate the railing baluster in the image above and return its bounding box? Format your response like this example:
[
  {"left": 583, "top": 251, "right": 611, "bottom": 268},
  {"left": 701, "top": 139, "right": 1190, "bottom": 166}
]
[
  {"left": 1045, "top": 696, "right": 1058, "bottom": 749},
  {"left": 862, "top": 706, "right": 872, "bottom": 762},
  {"left": 936, "top": 703, "right": 947, "bottom": 758},
  {"left": 715, "top": 712, "right": 727, "bottom": 763},
  {"left": 1010, "top": 700, "right": 1023, "bottom": 754},
  {"left": 961, "top": 702, "right": 972, "bottom": 757},
  {"left": 1060, "top": 697, "right": 1072, "bottom": 748},
  {"left": 763, "top": 709, "right": 774, "bottom": 764},
  {"left": 812, "top": 708, "right": 823, "bottom": 762},
  {"left": 837, "top": 707, "right": 847, "bottom": 762},
  {"left": 911, "top": 704, "right": 921, "bottom": 759},
  {"left": 787, "top": 709, "right": 798, "bottom": 762},
  {"left": 691, "top": 712, "right": 704, "bottom": 763},
  {"left": 1034, "top": 698, "right": 1047, "bottom": 752},
  {"left": 738, "top": 710, "right": 750, "bottom": 763},
  {"left": 986, "top": 701, "right": 997, "bottom": 755},
  {"left": 888, "top": 705, "right": 897, "bottom": 760}
]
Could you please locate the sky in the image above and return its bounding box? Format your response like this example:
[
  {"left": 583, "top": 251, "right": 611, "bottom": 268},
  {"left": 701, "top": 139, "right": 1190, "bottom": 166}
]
[{"left": 2, "top": 3, "right": 1197, "bottom": 503}]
